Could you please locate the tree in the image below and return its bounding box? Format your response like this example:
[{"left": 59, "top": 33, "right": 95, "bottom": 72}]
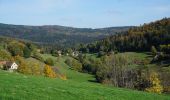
[
  {"left": 30, "top": 63, "right": 41, "bottom": 75},
  {"left": 44, "top": 58, "right": 54, "bottom": 66},
  {"left": 96, "top": 54, "right": 135, "bottom": 88},
  {"left": 23, "top": 46, "right": 31, "bottom": 58},
  {"left": 0, "top": 49, "right": 11, "bottom": 60},
  {"left": 44, "top": 65, "right": 57, "bottom": 78},
  {"left": 8, "top": 41, "right": 24, "bottom": 56},
  {"left": 14, "top": 56, "right": 30, "bottom": 74},
  {"left": 145, "top": 72, "right": 163, "bottom": 94},
  {"left": 151, "top": 46, "right": 157, "bottom": 55},
  {"left": 65, "top": 58, "right": 82, "bottom": 72}
]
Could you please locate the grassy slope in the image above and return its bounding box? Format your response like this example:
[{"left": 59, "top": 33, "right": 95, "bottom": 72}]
[{"left": 0, "top": 53, "right": 169, "bottom": 100}]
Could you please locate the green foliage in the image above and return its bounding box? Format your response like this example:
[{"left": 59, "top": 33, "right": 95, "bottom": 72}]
[
  {"left": 32, "top": 52, "right": 44, "bottom": 62},
  {"left": 80, "top": 18, "right": 170, "bottom": 53},
  {"left": 23, "top": 46, "right": 31, "bottom": 58},
  {"left": 160, "top": 44, "right": 170, "bottom": 54},
  {"left": 0, "top": 23, "right": 129, "bottom": 49},
  {"left": 151, "top": 46, "right": 157, "bottom": 55},
  {"left": 97, "top": 51, "right": 106, "bottom": 57},
  {"left": 96, "top": 54, "right": 136, "bottom": 88},
  {"left": 65, "top": 58, "right": 82, "bottom": 72},
  {"left": 26, "top": 43, "right": 37, "bottom": 52},
  {"left": 0, "top": 49, "right": 11, "bottom": 60},
  {"left": 8, "top": 42, "right": 24, "bottom": 56},
  {"left": 44, "top": 58, "right": 54, "bottom": 66}
]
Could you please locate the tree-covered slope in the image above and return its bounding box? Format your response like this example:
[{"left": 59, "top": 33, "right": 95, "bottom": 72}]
[
  {"left": 0, "top": 23, "right": 130, "bottom": 48},
  {"left": 80, "top": 18, "right": 170, "bottom": 53}
]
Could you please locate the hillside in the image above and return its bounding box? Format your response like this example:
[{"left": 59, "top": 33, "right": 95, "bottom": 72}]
[
  {"left": 0, "top": 23, "right": 130, "bottom": 48},
  {"left": 80, "top": 18, "right": 170, "bottom": 53},
  {"left": 0, "top": 53, "right": 170, "bottom": 100}
]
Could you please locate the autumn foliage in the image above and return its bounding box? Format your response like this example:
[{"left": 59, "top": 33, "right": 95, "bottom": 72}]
[
  {"left": 59, "top": 74, "right": 67, "bottom": 80},
  {"left": 145, "top": 72, "right": 163, "bottom": 94},
  {"left": 44, "top": 65, "right": 57, "bottom": 78}
]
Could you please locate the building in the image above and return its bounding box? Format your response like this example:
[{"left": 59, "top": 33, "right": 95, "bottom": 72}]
[
  {"left": 72, "top": 51, "right": 79, "bottom": 57},
  {"left": 57, "top": 50, "right": 62, "bottom": 56},
  {"left": 0, "top": 61, "right": 18, "bottom": 72}
]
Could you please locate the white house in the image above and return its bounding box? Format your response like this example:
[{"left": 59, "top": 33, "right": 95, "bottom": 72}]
[
  {"left": 0, "top": 61, "right": 18, "bottom": 72},
  {"left": 6, "top": 62, "right": 18, "bottom": 71}
]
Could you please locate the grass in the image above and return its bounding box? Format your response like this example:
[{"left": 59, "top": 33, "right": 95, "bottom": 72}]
[
  {"left": 0, "top": 70, "right": 170, "bottom": 100},
  {"left": 0, "top": 52, "right": 169, "bottom": 100}
]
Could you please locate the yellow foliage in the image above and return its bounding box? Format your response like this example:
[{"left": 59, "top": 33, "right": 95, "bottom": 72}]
[
  {"left": 145, "top": 72, "right": 163, "bottom": 94},
  {"left": 44, "top": 65, "right": 57, "bottom": 78},
  {"left": 14, "top": 56, "right": 31, "bottom": 74},
  {"left": 59, "top": 74, "right": 67, "bottom": 80},
  {"left": 31, "top": 63, "right": 41, "bottom": 75}
]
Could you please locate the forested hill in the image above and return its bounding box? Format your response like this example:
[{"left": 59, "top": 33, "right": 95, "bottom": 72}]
[
  {"left": 0, "top": 23, "right": 130, "bottom": 48},
  {"left": 80, "top": 18, "right": 170, "bottom": 53}
]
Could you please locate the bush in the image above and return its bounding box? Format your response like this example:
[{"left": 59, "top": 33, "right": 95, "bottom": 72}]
[
  {"left": 32, "top": 52, "right": 44, "bottom": 62},
  {"left": 145, "top": 72, "right": 163, "bottom": 94},
  {"left": 8, "top": 42, "right": 25, "bottom": 56},
  {"left": 65, "top": 58, "right": 82, "bottom": 72},
  {"left": 45, "top": 58, "right": 54, "bottom": 66},
  {"left": 98, "top": 51, "right": 105, "bottom": 57},
  {"left": 23, "top": 46, "right": 31, "bottom": 58},
  {"left": 59, "top": 74, "right": 67, "bottom": 80},
  {"left": 44, "top": 65, "right": 57, "bottom": 78},
  {"left": 30, "top": 63, "right": 41, "bottom": 75},
  {"left": 14, "top": 56, "right": 31, "bottom": 74},
  {"left": 96, "top": 54, "right": 136, "bottom": 88},
  {"left": 151, "top": 46, "right": 157, "bottom": 55},
  {"left": 0, "top": 50, "right": 11, "bottom": 60}
]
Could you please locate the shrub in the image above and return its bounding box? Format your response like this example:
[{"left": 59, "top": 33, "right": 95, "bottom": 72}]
[
  {"left": 65, "top": 58, "right": 82, "bottom": 72},
  {"left": 43, "top": 65, "right": 57, "bottom": 78},
  {"left": 0, "top": 49, "right": 11, "bottom": 60},
  {"left": 45, "top": 58, "right": 54, "bottom": 66},
  {"left": 96, "top": 54, "right": 136, "bottom": 88},
  {"left": 151, "top": 46, "right": 157, "bottom": 55},
  {"left": 14, "top": 56, "right": 31, "bottom": 74},
  {"left": 8, "top": 42, "right": 24, "bottom": 56},
  {"left": 59, "top": 74, "right": 67, "bottom": 80},
  {"left": 145, "top": 72, "right": 163, "bottom": 94},
  {"left": 30, "top": 63, "right": 41, "bottom": 75},
  {"left": 98, "top": 51, "right": 105, "bottom": 57},
  {"left": 32, "top": 52, "right": 44, "bottom": 62},
  {"left": 23, "top": 46, "right": 31, "bottom": 58}
]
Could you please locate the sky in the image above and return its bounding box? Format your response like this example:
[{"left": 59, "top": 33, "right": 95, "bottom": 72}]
[{"left": 0, "top": 0, "right": 170, "bottom": 28}]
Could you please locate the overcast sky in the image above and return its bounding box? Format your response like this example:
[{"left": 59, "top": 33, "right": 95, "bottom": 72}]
[{"left": 0, "top": 0, "right": 170, "bottom": 28}]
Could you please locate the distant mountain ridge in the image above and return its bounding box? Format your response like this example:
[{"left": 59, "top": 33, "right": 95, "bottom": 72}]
[{"left": 0, "top": 23, "right": 131, "bottom": 47}]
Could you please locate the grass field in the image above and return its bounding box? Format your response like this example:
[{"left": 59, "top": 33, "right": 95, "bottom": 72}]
[{"left": 0, "top": 52, "right": 169, "bottom": 100}]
